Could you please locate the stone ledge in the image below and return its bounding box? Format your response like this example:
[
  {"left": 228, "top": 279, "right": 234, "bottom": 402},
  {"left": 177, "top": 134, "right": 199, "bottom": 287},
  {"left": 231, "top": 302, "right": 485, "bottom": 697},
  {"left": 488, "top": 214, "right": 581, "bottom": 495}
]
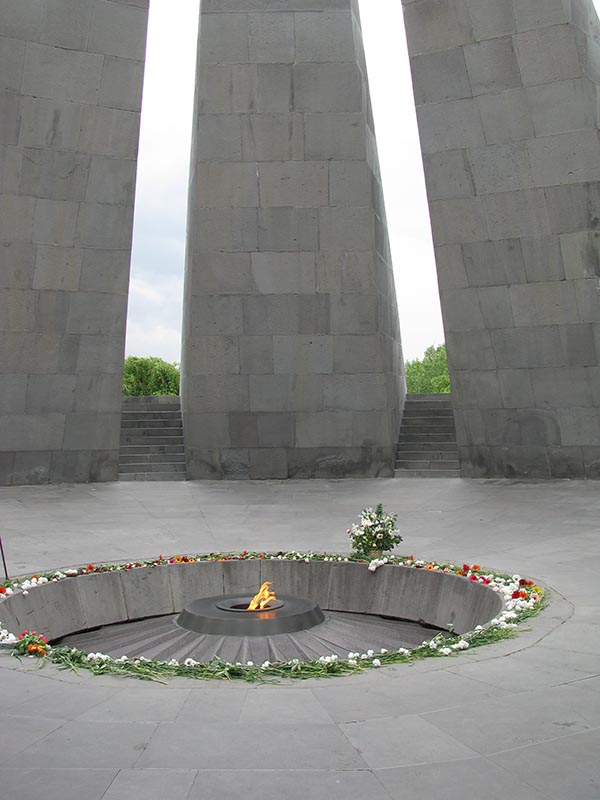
[{"left": 0, "top": 559, "right": 503, "bottom": 641}]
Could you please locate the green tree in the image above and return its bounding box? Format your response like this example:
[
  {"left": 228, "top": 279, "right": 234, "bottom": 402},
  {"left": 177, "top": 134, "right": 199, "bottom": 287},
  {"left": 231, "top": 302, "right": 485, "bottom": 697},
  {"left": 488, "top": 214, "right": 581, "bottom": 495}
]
[
  {"left": 404, "top": 344, "right": 450, "bottom": 394},
  {"left": 122, "top": 356, "right": 180, "bottom": 396}
]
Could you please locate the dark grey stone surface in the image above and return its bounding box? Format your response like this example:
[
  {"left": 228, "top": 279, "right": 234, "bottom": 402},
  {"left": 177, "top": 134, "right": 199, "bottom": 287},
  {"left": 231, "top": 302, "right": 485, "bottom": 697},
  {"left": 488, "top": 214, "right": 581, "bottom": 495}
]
[
  {"left": 408, "top": 0, "right": 600, "bottom": 478},
  {"left": 181, "top": 0, "right": 403, "bottom": 479},
  {"left": 0, "top": 1, "right": 149, "bottom": 485}
]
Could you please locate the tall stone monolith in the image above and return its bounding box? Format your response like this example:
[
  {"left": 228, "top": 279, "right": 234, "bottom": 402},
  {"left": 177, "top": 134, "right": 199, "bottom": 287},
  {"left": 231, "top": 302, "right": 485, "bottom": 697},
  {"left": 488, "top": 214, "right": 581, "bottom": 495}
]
[
  {"left": 182, "top": 0, "right": 404, "bottom": 479},
  {"left": 0, "top": 0, "right": 149, "bottom": 485},
  {"left": 405, "top": 0, "right": 600, "bottom": 478}
]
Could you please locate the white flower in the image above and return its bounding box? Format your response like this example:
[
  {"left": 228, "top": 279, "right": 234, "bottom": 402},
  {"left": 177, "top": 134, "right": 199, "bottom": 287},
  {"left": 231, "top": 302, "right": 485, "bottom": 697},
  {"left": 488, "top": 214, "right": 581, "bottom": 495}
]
[
  {"left": 261, "top": 661, "right": 271, "bottom": 669},
  {"left": 318, "top": 654, "right": 338, "bottom": 664},
  {"left": 439, "top": 647, "right": 453, "bottom": 656},
  {"left": 0, "top": 627, "right": 17, "bottom": 645},
  {"left": 380, "top": 648, "right": 388, "bottom": 654},
  {"left": 167, "top": 658, "right": 180, "bottom": 667},
  {"left": 246, "top": 661, "right": 254, "bottom": 666},
  {"left": 372, "top": 659, "right": 381, "bottom": 667},
  {"left": 348, "top": 659, "right": 357, "bottom": 666}
]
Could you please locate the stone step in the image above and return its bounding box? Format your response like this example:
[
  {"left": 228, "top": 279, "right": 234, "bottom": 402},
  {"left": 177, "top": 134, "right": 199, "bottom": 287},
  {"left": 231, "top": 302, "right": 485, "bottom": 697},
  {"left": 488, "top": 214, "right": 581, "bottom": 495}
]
[
  {"left": 404, "top": 399, "right": 452, "bottom": 409},
  {"left": 121, "top": 418, "right": 183, "bottom": 429},
  {"left": 120, "top": 427, "right": 184, "bottom": 439},
  {"left": 120, "top": 435, "right": 185, "bottom": 447},
  {"left": 401, "top": 419, "right": 455, "bottom": 430},
  {"left": 404, "top": 397, "right": 452, "bottom": 403},
  {"left": 120, "top": 396, "right": 186, "bottom": 481},
  {"left": 395, "top": 459, "right": 460, "bottom": 470},
  {"left": 121, "top": 411, "right": 183, "bottom": 422},
  {"left": 118, "top": 472, "right": 187, "bottom": 482},
  {"left": 122, "top": 395, "right": 181, "bottom": 406},
  {"left": 121, "top": 405, "right": 181, "bottom": 413},
  {"left": 402, "top": 407, "right": 455, "bottom": 417},
  {"left": 119, "top": 462, "right": 186, "bottom": 474},
  {"left": 395, "top": 449, "right": 459, "bottom": 461},
  {"left": 396, "top": 441, "right": 458, "bottom": 452},
  {"left": 398, "top": 432, "right": 457, "bottom": 443},
  {"left": 394, "top": 468, "right": 461, "bottom": 478},
  {"left": 119, "top": 444, "right": 186, "bottom": 456},
  {"left": 396, "top": 394, "right": 458, "bottom": 478},
  {"left": 119, "top": 453, "right": 186, "bottom": 465}
]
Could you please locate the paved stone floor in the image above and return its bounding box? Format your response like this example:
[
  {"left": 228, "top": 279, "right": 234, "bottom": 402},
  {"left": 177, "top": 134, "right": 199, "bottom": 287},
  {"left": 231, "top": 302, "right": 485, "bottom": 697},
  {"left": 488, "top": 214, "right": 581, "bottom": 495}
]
[{"left": 0, "top": 477, "right": 599, "bottom": 800}]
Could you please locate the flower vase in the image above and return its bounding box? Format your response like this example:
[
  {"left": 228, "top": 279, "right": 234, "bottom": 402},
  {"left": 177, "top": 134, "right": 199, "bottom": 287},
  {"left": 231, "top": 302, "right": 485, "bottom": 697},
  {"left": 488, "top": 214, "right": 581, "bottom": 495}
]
[{"left": 367, "top": 550, "right": 383, "bottom": 560}]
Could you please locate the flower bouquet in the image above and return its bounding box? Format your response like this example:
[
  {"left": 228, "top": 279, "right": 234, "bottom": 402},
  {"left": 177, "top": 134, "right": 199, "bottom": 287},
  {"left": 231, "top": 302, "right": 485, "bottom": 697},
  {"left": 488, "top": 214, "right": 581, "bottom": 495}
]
[{"left": 348, "top": 503, "right": 402, "bottom": 559}]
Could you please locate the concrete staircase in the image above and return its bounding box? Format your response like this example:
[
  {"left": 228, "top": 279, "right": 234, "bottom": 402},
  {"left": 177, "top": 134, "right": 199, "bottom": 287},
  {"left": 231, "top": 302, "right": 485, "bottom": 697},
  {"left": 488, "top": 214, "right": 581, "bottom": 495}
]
[
  {"left": 395, "top": 394, "right": 460, "bottom": 478},
  {"left": 119, "top": 396, "right": 186, "bottom": 482}
]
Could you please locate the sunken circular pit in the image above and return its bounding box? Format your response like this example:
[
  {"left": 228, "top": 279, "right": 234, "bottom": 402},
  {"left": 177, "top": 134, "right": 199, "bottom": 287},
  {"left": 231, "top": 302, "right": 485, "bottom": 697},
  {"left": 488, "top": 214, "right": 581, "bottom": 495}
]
[{"left": 0, "top": 554, "right": 520, "bottom": 678}]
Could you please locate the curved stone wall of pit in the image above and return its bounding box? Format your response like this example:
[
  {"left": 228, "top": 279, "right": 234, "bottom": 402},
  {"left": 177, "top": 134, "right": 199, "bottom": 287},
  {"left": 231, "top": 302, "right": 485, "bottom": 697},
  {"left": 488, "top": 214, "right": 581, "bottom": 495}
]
[{"left": 0, "top": 560, "right": 503, "bottom": 643}]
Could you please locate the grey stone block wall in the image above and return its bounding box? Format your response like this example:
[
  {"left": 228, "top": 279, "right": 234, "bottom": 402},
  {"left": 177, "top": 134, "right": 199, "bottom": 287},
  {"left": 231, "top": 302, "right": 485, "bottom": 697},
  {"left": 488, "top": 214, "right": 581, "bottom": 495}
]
[
  {"left": 182, "top": 0, "right": 404, "bottom": 479},
  {"left": 0, "top": 0, "right": 149, "bottom": 485},
  {"left": 404, "top": 0, "right": 600, "bottom": 479}
]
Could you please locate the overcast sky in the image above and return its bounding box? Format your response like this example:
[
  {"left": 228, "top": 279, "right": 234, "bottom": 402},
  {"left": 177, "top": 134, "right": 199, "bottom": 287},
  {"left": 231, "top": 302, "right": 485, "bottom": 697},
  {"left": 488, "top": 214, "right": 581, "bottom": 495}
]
[{"left": 125, "top": 0, "right": 444, "bottom": 364}]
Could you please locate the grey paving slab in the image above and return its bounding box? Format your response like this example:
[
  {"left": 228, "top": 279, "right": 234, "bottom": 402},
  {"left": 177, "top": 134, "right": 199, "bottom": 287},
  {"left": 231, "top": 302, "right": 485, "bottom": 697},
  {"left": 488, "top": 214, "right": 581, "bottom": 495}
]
[
  {"left": 187, "top": 769, "right": 393, "bottom": 800},
  {"left": 0, "top": 478, "right": 599, "bottom": 798},
  {"left": 0, "top": 711, "right": 65, "bottom": 764},
  {"left": 7, "top": 720, "right": 159, "bottom": 769},
  {"left": 239, "top": 687, "right": 332, "bottom": 724},
  {"left": 4, "top": 680, "right": 119, "bottom": 721},
  {"left": 422, "top": 683, "right": 595, "bottom": 756},
  {"left": 312, "top": 669, "right": 514, "bottom": 724},
  {"left": 175, "top": 686, "right": 249, "bottom": 724},
  {"left": 339, "top": 714, "right": 479, "bottom": 769},
  {"left": 101, "top": 769, "right": 197, "bottom": 800},
  {"left": 490, "top": 728, "right": 600, "bottom": 800},
  {"left": 77, "top": 687, "right": 190, "bottom": 724},
  {"left": 0, "top": 769, "right": 117, "bottom": 800},
  {"left": 137, "top": 720, "right": 368, "bottom": 770},
  {"left": 376, "top": 758, "right": 549, "bottom": 800}
]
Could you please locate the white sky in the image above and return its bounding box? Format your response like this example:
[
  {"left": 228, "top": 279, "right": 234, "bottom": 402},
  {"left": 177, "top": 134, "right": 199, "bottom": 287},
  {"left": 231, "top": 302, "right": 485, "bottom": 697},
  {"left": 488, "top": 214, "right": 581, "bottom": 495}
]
[{"left": 125, "top": 0, "right": 445, "bottom": 364}]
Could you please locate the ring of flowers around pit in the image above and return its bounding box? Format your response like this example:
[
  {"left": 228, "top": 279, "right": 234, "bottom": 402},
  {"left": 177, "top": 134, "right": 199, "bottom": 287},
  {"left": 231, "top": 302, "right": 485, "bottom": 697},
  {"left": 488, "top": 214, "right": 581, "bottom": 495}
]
[{"left": 0, "top": 552, "right": 545, "bottom": 683}]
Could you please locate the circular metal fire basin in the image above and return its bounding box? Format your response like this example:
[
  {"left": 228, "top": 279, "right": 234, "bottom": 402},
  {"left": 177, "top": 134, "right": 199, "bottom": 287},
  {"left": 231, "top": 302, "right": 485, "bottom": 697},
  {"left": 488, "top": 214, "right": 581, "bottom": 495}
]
[{"left": 176, "top": 594, "right": 325, "bottom": 636}]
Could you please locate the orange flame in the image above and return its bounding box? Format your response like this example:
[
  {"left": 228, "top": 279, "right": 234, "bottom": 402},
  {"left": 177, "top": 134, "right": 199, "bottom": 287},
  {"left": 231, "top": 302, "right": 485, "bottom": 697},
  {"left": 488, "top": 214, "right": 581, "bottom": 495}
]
[{"left": 247, "top": 581, "right": 276, "bottom": 611}]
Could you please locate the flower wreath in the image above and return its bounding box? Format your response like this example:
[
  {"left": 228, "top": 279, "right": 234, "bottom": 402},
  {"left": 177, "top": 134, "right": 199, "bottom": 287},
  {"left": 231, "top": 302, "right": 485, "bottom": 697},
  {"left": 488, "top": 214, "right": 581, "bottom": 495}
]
[{"left": 0, "top": 551, "right": 545, "bottom": 683}]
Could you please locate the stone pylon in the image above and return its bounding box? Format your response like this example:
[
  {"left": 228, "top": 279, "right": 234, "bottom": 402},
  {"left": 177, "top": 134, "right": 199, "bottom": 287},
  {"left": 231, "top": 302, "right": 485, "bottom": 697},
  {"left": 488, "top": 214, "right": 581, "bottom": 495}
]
[
  {"left": 182, "top": 0, "right": 404, "bottom": 479},
  {"left": 0, "top": 0, "right": 149, "bottom": 485},
  {"left": 405, "top": 0, "right": 600, "bottom": 478}
]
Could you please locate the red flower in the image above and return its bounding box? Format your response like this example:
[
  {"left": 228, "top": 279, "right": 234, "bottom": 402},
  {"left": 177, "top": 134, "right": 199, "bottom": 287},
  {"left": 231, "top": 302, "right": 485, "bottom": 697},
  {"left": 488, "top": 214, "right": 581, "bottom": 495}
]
[
  {"left": 0, "top": 586, "right": 6, "bottom": 594},
  {"left": 469, "top": 574, "right": 478, "bottom": 582},
  {"left": 85, "top": 564, "right": 95, "bottom": 572}
]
